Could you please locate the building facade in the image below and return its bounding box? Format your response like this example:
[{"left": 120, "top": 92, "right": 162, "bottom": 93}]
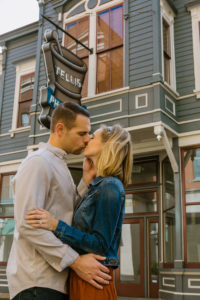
[{"left": 0, "top": 0, "right": 200, "bottom": 299}]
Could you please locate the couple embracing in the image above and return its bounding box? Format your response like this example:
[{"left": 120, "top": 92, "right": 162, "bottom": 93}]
[{"left": 7, "top": 102, "right": 132, "bottom": 300}]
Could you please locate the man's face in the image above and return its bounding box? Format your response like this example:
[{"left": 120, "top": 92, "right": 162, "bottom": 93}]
[{"left": 61, "top": 114, "right": 91, "bottom": 154}]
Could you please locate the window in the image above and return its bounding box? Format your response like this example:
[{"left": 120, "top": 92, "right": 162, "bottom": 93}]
[
  {"left": 96, "top": 5, "right": 123, "bottom": 93},
  {"left": 64, "top": 0, "right": 124, "bottom": 98},
  {"left": 162, "top": 18, "right": 171, "bottom": 85},
  {"left": 130, "top": 159, "right": 158, "bottom": 186},
  {"left": 182, "top": 147, "right": 200, "bottom": 267},
  {"left": 160, "top": 0, "right": 176, "bottom": 91},
  {"left": 188, "top": 5, "right": 200, "bottom": 98},
  {"left": 17, "top": 72, "right": 34, "bottom": 128},
  {"left": 10, "top": 59, "right": 35, "bottom": 133},
  {"left": 0, "top": 173, "right": 15, "bottom": 264},
  {"left": 162, "top": 157, "right": 175, "bottom": 266},
  {"left": 194, "top": 149, "right": 200, "bottom": 179},
  {"left": 65, "top": 17, "right": 89, "bottom": 98},
  {"left": 125, "top": 158, "right": 159, "bottom": 215}
]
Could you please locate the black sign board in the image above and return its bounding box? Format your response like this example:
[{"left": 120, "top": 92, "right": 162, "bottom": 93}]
[{"left": 38, "top": 29, "right": 88, "bottom": 129}]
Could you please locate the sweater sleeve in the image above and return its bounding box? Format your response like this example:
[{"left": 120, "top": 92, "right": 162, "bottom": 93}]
[
  {"left": 13, "top": 155, "right": 79, "bottom": 272},
  {"left": 54, "top": 181, "right": 124, "bottom": 255}
]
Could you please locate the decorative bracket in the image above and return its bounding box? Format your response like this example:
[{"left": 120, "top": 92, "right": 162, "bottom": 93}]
[{"left": 154, "top": 125, "right": 179, "bottom": 173}]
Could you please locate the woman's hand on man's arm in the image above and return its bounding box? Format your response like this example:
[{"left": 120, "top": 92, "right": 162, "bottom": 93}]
[{"left": 25, "top": 208, "right": 58, "bottom": 231}]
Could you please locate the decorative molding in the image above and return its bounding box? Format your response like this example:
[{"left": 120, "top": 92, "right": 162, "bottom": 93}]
[
  {"left": 188, "top": 278, "right": 200, "bottom": 289},
  {"left": 87, "top": 99, "right": 122, "bottom": 118},
  {"left": 160, "top": 289, "right": 200, "bottom": 296},
  {"left": 135, "top": 93, "right": 148, "bottom": 109},
  {"left": 165, "top": 95, "right": 176, "bottom": 115},
  {"left": 162, "top": 277, "right": 176, "bottom": 288}
]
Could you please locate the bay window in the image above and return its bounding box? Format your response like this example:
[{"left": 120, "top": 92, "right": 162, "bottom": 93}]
[{"left": 64, "top": 1, "right": 124, "bottom": 98}]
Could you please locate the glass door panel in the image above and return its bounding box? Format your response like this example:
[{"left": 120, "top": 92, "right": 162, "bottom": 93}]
[
  {"left": 148, "top": 218, "right": 159, "bottom": 298},
  {"left": 116, "top": 218, "right": 144, "bottom": 297}
]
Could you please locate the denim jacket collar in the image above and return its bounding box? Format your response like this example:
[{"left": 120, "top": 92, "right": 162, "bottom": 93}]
[{"left": 90, "top": 176, "right": 104, "bottom": 186}]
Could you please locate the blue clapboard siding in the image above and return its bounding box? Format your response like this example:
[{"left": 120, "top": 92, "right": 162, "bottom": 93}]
[
  {"left": 0, "top": 24, "right": 38, "bottom": 162},
  {"left": 174, "top": 0, "right": 200, "bottom": 127},
  {"left": 0, "top": 40, "right": 37, "bottom": 134},
  {"left": 128, "top": 0, "right": 154, "bottom": 88},
  {"left": 174, "top": 0, "right": 195, "bottom": 96}
]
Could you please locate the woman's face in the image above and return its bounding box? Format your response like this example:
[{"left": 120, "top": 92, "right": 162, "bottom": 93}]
[{"left": 83, "top": 128, "right": 104, "bottom": 159}]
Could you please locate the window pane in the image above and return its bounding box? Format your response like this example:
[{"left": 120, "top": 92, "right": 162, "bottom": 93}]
[
  {"left": 21, "top": 113, "right": 29, "bottom": 127},
  {"left": 163, "top": 19, "right": 171, "bottom": 57},
  {"left": 66, "top": 22, "right": 77, "bottom": 54},
  {"left": 77, "top": 18, "right": 89, "bottom": 58},
  {"left": 163, "top": 158, "right": 175, "bottom": 210},
  {"left": 194, "top": 149, "right": 200, "bottom": 179},
  {"left": 110, "top": 5, "right": 123, "bottom": 47},
  {"left": 0, "top": 218, "right": 14, "bottom": 262},
  {"left": 120, "top": 223, "right": 140, "bottom": 283},
  {"left": 18, "top": 100, "right": 32, "bottom": 128},
  {"left": 125, "top": 192, "right": 157, "bottom": 214},
  {"left": 183, "top": 148, "right": 200, "bottom": 203},
  {"left": 20, "top": 73, "right": 34, "bottom": 102},
  {"left": 163, "top": 19, "right": 171, "bottom": 84},
  {"left": 164, "top": 55, "right": 170, "bottom": 85},
  {"left": 150, "top": 223, "right": 159, "bottom": 283},
  {"left": 97, "top": 52, "right": 110, "bottom": 93},
  {"left": 111, "top": 47, "right": 123, "bottom": 90},
  {"left": 131, "top": 160, "right": 157, "bottom": 185},
  {"left": 164, "top": 208, "right": 175, "bottom": 263},
  {"left": 186, "top": 206, "right": 200, "bottom": 262},
  {"left": 0, "top": 175, "right": 14, "bottom": 204},
  {"left": 97, "top": 10, "right": 109, "bottom": 51}
]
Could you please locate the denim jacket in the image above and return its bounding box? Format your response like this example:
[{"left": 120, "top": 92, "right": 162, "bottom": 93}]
[{"left": 55, "top": 176, "right": 125, "bottom": 268}]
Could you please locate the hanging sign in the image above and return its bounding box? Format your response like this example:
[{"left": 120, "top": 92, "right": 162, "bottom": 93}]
[{"left": 38, "top": 29, "right": 87, "bottom": 129}]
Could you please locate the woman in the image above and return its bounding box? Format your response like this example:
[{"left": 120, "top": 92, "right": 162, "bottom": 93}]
[{"left": 26, "top": 124, "right": 133, "bottom": 300}]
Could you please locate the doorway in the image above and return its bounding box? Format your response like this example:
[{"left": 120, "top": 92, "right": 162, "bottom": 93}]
[{"left": 116, "top": 217, "right": 159, "bottom": 298}]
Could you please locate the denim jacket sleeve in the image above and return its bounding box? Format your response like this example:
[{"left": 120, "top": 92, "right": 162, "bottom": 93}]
[{"left": 54, "top": 180, "right": 124, "bottom": 255}]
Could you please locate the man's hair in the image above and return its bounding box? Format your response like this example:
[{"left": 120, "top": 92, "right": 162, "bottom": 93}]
[
  {"left": 96, "top": 124, "right": 133, "bottom": 187},
  {"left": 50, "top": 102, "right": 90, "bottom": 132}
]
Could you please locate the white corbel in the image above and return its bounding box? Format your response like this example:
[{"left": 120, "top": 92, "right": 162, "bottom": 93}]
[{"left": 154, "top": 125, "right": 179, "bottom": 173}]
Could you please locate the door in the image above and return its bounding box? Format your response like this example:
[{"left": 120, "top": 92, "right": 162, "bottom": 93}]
[
  {"left": 116, "top": 218, "right": 145, "bottom": 297},
  {"left": 116, "top": 217, "right": 159, "bottom": 298}
]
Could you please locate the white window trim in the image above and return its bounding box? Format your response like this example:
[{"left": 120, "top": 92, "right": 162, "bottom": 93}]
[
  {"left": 63, "top": 0, "right": 124, "bottom": 98},
  {"left": 188, "top": 6, "right": 200, "bottom": 99},
  {"left": 0, "top": 53, "right": 2, "bottom": 77},
  {"left": 160, "top": 0, "right": 176, "bottom": 92},
  {"left": 9, "top": 59, "right": 35, "bottom": 136}
]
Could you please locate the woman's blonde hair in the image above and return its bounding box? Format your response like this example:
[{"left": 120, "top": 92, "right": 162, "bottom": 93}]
[{"left": 96, "top": 124, "right": 133, "bottom": 187}]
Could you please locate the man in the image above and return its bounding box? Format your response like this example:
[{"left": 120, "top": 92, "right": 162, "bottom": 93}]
[{"left": 7, "top": 102, "right": 111, "bottom": 300}]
